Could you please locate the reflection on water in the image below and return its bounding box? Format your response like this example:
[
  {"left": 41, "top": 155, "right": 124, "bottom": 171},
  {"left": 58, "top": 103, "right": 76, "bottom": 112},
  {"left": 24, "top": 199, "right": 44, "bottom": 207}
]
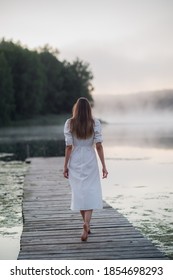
[
  {"left": 0, "top": 140, "right": 65, "bottom": 161},
  {"left": 0, "top": 124, "right": 65, "bottom": 160},
  {"left": 0, "top": 124, "right": 66, "bottom": 259},
  {"left": 101, "top": 125, "right": 173, "bottom": 259},
  {"left": 102, "top": 122, "right": 173, "bottom": 149},
  {"left": 0, "top": 122, "right": 173, "bottom": 259},
  {"left": 0, "top": 124, "right": 64, "bottom": 143}
]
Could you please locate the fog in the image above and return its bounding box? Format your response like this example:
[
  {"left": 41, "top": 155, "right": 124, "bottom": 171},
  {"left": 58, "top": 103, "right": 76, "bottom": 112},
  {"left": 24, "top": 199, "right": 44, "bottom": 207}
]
[
  {"left": 93, "top": 91, "right": 173, "bottom": 149},
  {"left": 93, "top": 90, "right": 173, "bottom": 124}
]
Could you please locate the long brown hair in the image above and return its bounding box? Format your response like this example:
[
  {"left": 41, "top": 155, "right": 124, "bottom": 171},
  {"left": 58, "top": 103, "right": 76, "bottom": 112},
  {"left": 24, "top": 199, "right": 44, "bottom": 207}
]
[{"left": 70, "top": 97, "right": 94, "bottom": 139}]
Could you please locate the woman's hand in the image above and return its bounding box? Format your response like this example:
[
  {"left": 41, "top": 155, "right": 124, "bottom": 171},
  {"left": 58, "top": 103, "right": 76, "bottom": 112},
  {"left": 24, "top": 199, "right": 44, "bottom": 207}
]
[
  {"left": 63, "top": 167, "right": 69, "bottom": 179},
  {"left": 102, "top": 167, "right": 108, "bottom": 179}
]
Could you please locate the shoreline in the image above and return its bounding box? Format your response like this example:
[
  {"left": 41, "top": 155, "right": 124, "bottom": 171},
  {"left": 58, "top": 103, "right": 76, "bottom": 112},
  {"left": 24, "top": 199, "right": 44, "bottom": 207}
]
[
  {"left": 0, "top": 152, "right": 172, "bottom": 260},
  {"left": 0, "top": 122, "right": 173, "bottom": 259}
]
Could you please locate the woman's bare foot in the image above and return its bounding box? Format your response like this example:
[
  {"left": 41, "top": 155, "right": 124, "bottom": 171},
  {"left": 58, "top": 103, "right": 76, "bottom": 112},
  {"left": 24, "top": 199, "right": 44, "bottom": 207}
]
[{"left": 81, "top": 223, "right": 89, "bottom": 241}]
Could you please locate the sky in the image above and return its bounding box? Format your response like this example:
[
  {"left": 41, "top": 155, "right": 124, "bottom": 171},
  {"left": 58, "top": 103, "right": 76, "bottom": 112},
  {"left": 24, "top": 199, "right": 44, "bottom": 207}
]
[{"left": 0, "top": 0, "right": 173, "bottom": 96}]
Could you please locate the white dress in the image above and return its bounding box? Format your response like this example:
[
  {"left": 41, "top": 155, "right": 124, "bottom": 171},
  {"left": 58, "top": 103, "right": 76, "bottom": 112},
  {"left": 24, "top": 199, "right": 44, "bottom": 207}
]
[{"left": 64, "top": 118, "right": 103, "bottom": 211}]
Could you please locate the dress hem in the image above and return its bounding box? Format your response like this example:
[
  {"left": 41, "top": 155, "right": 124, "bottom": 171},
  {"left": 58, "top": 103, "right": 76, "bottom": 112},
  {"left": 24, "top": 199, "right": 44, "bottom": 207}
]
[{"left": 70, "top": 206, "right": 103, "bottom": 211}]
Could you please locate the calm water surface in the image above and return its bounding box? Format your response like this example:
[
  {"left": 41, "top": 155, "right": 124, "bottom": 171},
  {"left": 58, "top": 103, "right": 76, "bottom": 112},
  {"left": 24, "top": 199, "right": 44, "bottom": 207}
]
[
  {"left": 101, "top": 123, "right": 173, "bottom": 259},
  {"left": 0, "top": 122, "right": 173, "bottom": 259}
]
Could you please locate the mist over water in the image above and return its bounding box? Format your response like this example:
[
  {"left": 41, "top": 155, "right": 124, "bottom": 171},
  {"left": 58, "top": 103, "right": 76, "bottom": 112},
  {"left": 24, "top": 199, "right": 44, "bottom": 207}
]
[
  {"left": 93, "top": 92, "right": 173, "bottom": 258},
  {"left": 93, "top": 92, "right": 173, "bottom": 125},
  {"left": 0, "top": 92, "right": 173, "bottom": 259},
  {"left": 93, "top": 93, "right": 173, "bottom": 149}
]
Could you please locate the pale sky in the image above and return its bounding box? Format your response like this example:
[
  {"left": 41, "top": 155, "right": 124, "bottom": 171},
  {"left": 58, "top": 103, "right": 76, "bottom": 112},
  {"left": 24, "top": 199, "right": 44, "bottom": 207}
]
[{"left": 0, "top": 0, "right": 173, "bottom": 95}]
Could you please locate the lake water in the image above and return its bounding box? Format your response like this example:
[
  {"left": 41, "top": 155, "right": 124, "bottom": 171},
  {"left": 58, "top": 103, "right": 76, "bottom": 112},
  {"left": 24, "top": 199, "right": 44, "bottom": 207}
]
[
  {"left": 101, "top": 123, "right": 173, "bottom": 259},
  {"left": 0, "top": 121, "right": 173, "bottom": 259}
]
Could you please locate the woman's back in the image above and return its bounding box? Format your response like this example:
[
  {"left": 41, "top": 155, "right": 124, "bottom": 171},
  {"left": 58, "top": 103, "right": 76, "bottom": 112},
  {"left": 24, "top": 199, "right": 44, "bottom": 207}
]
[
  {"left": 64, "top": 118, "right": 103, "bottom": 148},
  {"left": 63, "top": 97, "right": 108, "bottom": 241}
]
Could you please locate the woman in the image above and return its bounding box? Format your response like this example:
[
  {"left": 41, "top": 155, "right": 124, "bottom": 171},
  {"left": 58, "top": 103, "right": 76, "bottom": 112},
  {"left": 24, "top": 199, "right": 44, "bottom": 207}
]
[{"left": 63, "top": 97, "right": 108, "bottom": 241}]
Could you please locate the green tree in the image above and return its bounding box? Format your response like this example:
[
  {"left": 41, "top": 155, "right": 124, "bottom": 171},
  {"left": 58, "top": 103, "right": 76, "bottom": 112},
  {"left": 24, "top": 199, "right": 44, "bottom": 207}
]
[
  {"left": 62, "top": 58, "right": 94, "bottom": 112},
  {"left": 0, "top": 39, "right": 94, "bottom": 124},
  {"left": 0, "top": 52, "right": 14, "bottom": 125},
  {"left": 39, "top": 51, "right": 63, "bottom": 113},
  {"left": 18, "top": 49, "right": 46, "bottom": 117},
  {"left": 0, "top": 41, "right": 46, "bottom": 118}
]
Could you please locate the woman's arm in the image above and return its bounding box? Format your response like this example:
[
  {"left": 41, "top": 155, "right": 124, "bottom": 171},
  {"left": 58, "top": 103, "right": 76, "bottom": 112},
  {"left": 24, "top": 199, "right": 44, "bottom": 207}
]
[
  {"left": 63, "top": 145, "right": 72, "bottom": 178},
  {"left": 96, "top": 142, "right": 108, "bottom": 178}
]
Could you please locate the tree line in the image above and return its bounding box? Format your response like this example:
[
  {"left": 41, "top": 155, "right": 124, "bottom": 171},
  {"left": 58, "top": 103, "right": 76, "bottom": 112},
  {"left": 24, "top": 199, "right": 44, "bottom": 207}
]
[{"left": 0, "top": 39, "right": 94, "bottom": 125}]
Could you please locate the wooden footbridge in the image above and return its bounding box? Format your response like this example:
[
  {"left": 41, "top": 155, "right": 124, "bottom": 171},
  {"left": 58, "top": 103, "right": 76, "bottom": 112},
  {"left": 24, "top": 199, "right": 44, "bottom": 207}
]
[{"left": 18, "top": 157, "right": 168, "bottom": 260}]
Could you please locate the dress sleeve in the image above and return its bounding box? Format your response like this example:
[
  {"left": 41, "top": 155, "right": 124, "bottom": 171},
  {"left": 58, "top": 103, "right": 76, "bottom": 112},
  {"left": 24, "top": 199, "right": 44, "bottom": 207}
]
[
  {"left": 94, "top": 119, "right": 103, "bottom": 143},
  {"left": 64, "top": 119, "right": 73, "bottom": 146}
]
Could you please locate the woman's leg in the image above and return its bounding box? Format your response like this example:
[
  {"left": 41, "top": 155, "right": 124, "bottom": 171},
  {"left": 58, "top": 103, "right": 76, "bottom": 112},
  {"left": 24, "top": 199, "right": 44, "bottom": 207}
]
[
  {"left": 80, "top": 210, "right": 85, "bottom": 221},
  {"left": 81, "top": 210, "right": 93, "bottom": 241},
  {"left": 84, "top": 210, "right": 93, "bottom": 227},
  {"left": 80, "top": 210, "right": 93, "bottom": 229}
]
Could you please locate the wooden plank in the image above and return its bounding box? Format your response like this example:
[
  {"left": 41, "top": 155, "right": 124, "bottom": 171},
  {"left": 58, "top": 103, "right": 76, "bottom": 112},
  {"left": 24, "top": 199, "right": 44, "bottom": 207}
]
[{"left": 18, "top": 157, "right": 168, "bottom": 260}]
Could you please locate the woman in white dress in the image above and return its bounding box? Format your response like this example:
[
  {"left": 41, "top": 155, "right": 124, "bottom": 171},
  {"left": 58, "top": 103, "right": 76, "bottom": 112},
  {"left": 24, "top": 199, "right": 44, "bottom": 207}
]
[{"left": 63, "top": 97, "right": 108, "bottom": 241}]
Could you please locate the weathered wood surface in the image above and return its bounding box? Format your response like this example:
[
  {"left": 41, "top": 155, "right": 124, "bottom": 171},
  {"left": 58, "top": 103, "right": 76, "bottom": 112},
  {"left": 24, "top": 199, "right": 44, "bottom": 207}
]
[{"left": 18, "top": 157, "right": 168, "bottom": 260}]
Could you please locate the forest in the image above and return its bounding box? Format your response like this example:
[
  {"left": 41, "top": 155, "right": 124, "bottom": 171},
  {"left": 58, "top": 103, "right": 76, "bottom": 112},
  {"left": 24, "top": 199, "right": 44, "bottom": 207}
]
[{"left": 0, "top": 39, "right": 94, "bottom": 126}]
